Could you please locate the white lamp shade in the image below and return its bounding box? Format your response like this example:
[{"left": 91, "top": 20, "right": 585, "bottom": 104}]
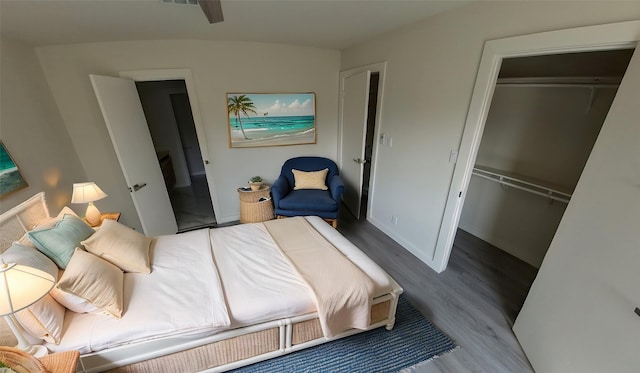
[
  {"left": 71, "top": 182, "right": 107, "bottom": 204},
  {"left": 0, "top": 263, "right": 55, "bottom": 317}
]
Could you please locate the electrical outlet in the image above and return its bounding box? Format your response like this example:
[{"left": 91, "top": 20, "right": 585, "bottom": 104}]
[
  {"left": 388, "top": 137, "right": 393, "bottom": 147},
  {"left": 379, "top": 133, "right": 386, "bottom": 145},
  {"left": 391, "top": 216, "right": 398, "bottom": 225}
]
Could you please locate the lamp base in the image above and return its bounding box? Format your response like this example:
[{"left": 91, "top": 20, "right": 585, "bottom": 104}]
[
  {"left": 4, "top": 315, "right": 49, "bottom": 357},
  {"left": 85, "top": 202, "right": 102, "bottom": 227}
]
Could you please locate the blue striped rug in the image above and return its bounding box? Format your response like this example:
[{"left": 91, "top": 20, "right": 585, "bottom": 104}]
[{"left": 232, "top": 296, "right": 456, "bottom": 373}]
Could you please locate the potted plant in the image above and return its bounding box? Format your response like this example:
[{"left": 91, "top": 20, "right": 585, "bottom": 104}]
[{"left": 249, "top": 176, "right": 263, "bottom": 191}]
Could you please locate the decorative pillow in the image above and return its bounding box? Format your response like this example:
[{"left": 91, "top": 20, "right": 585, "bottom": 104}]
[
  {"left": 0, "top": 244, "right": 65, "bottom": 344},
  {"left": 81, "top": 220, "right": 152, "bottom": 273},
  {"left": 292, "top": 168, "right": 329, "bottom": 190},
  {"left": 15, "top": 207, "right": 79, "bottom": 249},
  {"left": 28, "top": 214, "right": 95, "bottom": 269},
  {"left": 50, "top": 287, "right": 100, "bottom": 314},
  {"left": 55, "top": 248, "right": 124, "bottom": 318}
]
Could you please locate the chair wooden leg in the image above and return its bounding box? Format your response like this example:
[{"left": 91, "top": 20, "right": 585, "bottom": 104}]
[{"left": 323, "top": 218, "right": 337, "bottom": 228}]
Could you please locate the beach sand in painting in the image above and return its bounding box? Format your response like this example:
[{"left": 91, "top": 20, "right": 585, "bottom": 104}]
[{"left": 230, "top": 128, "right": 315, "bottom": 147}]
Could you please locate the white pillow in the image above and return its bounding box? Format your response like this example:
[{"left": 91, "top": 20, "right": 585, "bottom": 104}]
[
  {"left": 81, "top": 219, "right": 152, "bottom": 273},
  {"left": 50, "top": 287, "right": 100, "bottom": 314},
  {"left": 0, "top": 244, "right": 65, "bottom": 344},
  {"left": 55, "top": 248, "right": 124, "bottom": 318}
]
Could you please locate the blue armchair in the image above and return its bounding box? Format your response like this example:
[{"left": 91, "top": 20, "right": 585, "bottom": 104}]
[{"left": 271, "top": 157, "right": 344, "bottom": 227}]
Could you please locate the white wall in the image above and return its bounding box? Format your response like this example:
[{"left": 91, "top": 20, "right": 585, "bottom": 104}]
[
  {"left": 35, "top": 40, "right": 341, "bottom": 227},
  {"left": 0, "top": 38, "right": 87, "bottom": 215},
  {"left": 459, "top": 85, "right": 617, "bottom": 267},
  {"left": 340, "top": 0, "right": 640, "bottom": 269}
]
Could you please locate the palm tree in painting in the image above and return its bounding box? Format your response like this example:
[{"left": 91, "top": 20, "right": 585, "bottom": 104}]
[{"left": 228, "top": 95, "right": 257, "bottom": 140}]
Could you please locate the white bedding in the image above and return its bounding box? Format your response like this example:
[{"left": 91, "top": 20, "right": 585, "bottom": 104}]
[
  {"left": 47, "top": 229, "right": 230, "bottom": 353},
  {"left": 45, "top": 216, "right": 394, "bottom": 354},
  {"left": 211, "top": 216, "right": 393, "bottom": 328},
  {"left": 210, "top": 222, "right": 316, "bottom": 327}
]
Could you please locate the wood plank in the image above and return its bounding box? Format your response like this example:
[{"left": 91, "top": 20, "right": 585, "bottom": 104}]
[{"left": 337, "top": 211, "right": 537, "bottom": 373}]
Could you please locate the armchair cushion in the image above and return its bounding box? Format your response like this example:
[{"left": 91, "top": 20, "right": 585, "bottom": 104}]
[{"left": 279, "top": 190, "right": 338, "bottom": 212}]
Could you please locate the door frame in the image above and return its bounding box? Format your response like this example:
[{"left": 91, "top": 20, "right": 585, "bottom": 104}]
[
  {"left": 433, "top": 21, "right": 640, "bottom": 273},
  {"left": 119, "top": 69, "right": 221, "bottom": 222},
  {"left": 338, "top": 61, "right": 386, "bottom": 220}
]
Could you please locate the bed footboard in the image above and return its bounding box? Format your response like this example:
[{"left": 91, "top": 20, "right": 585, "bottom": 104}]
[{"left": 95, "top": 293, "right": 400, "bottom": 373}]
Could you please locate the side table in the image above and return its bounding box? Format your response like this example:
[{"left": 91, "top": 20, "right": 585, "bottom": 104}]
[{"left": 238, "top": 185, "right": 274, "bottom": 223}]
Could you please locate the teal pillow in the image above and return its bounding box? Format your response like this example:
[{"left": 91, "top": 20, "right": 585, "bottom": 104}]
[{"left": 28, "top": 214, "right": 95, "bottom": 269}]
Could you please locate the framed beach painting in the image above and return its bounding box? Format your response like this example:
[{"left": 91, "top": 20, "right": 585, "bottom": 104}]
[
  {"left": 227, "top": 93, "right": 316, "bottom": 148},
  {"left": 0, "top": 141, "right": 28, "bottom": 198}
]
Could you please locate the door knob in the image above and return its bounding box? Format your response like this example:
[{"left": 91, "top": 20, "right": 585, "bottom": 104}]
[
  {"left": 353, "top": 158, "right": 367, "bottom": 164},
  {"left": 128, "top": 183, "right": 147, "bottom": 192}
]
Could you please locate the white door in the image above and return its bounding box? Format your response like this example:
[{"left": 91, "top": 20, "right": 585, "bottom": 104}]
[
  {"left": 340, "top": 70, "right": 371, "bottom": 219},
  {"left": 90, "top": 74, "right": 178, "bottom": 236}
]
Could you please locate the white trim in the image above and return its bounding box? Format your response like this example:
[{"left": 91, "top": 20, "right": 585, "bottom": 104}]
[
  {"left": 433, "top": 20, "right": 640, "bottom": 273},
  {"left": 338, "top": 62, "right": 387, "bottom": 222},
  {"left": 118, "top": 69, "right": 222, "bottom": 223}
]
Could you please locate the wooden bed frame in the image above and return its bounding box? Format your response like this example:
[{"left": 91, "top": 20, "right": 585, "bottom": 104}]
[{"left": 0, "top": 193, "right": 403, "bottom": 372}]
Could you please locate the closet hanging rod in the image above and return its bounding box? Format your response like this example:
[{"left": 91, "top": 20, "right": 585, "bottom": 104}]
[
  {"left": 472, "top": 167, "right": 572, "bottom": 204},
  {"left": 495, "top": 83, "right": 619, "bottom": 89}
]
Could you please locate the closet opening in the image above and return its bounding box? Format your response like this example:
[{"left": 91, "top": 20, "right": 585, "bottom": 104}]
[
  {"left": 359, "top": 72, "right": 380, "bottom": 219},
  {"left": 453, "top": 48, "right": 634, "bottom": 316},
  {"left": 135, "top": 80, "right": 216, "bottom": 232}
]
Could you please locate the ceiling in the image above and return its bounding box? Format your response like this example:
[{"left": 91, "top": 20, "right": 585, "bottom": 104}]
[{"left": 0, "top": 0, "right": 472, "bottom": 50}]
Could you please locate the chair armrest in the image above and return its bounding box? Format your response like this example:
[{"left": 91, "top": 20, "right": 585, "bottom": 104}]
[
  {"left": 328, "top": 174, "right": 345, "bottom": 202},
  {"left": 271, "top": 176, "right": 290, "bottom": 207}
]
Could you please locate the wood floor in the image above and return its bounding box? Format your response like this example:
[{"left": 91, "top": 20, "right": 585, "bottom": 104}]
[{"left": 337, "top": 212, "right": 538, "bottom": 373}]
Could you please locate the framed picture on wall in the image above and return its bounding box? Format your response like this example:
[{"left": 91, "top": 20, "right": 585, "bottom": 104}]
[
  {"left": 227, "top": 92, "right": 316, "bottom": 148},
  {"left": 0, "top": 141, "right": 28, "bottom": 198}
]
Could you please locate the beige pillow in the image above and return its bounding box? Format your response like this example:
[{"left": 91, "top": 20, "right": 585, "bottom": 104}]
[
  {"left": 56, "top": 248, "right": 124, "bottom": 318},
  {"left": 292, "top": 168, "right": 329, "bottom": 190},
  {"left": 81, "top": 219, "right": 152, "bottom": 273}
]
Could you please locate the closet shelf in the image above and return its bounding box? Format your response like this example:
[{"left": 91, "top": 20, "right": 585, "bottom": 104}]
[
  {"left": 496, "top": 76, "right": 621, "bottom": 88},
  {"left": 472, "top": 165, "right": 572, "bottom": 204}
]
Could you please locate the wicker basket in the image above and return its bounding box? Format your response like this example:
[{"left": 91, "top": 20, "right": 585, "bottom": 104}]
[
  {"left": 238, "top": 186, "right": 274, "bottom": 223},
  {"left": 0, "top": 346, "right": 49, "bottom": 373}
]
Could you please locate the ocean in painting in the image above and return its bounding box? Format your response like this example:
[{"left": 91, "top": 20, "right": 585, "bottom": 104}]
[
  {"left": 229, "top": 115, "right": 315, "bottom": 141},
  {"left": 0, "top": 145, "right": 28, "bottom": 196}
]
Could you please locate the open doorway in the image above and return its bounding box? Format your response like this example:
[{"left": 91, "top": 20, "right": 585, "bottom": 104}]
[
  {"left": 359, "top": 72, "right": 380, "bottom": 219},
  {"left": 135, "top": 80, "right": 216, "bottom": 232},
  {"left": 456, "top": 49, "right": 634, "bottom": 270}
]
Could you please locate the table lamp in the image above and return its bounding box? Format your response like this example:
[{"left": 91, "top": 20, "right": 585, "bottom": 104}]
[
  {"left": 71, "top": 182, "right": 107, "bottom": 226},
  {"left": 0, "top": 262, "right": 55, "bottom": 357}
]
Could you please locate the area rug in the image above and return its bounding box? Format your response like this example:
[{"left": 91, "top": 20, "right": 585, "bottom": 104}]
[{"left": 232, "top": 296, "right": 457, "bottom": 373}]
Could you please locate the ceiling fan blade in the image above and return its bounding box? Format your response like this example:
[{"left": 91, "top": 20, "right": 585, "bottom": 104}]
[{"left": 199, "top": 0, "right": 224, "bottom": 24}]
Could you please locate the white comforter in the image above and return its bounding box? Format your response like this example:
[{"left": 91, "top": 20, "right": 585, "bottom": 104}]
[
  {"left": 47, "top": 229, "right": 230, "bottom": 353},
  {"left": 46, "top": 217, "right": 394, "bottom": 354}
]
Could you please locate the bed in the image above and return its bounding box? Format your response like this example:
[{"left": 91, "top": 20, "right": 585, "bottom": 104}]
[{"left": 0, "top": 193, "right": 402, "bottom": 372}]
